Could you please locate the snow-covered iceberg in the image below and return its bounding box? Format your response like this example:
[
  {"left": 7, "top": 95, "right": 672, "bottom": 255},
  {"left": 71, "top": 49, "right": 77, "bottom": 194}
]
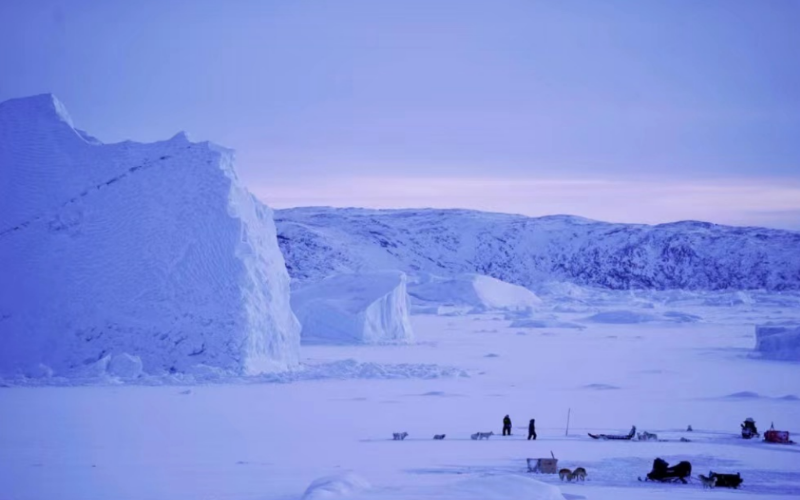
[
  {"left": 291, "top": 271, "right": 414, "bottom": 345},
  {"left": 754, "top": 324, "right": 800, "bottom": 361},
  {"left": 408, "top": 273, "right": 542, "bottom": 314},
  {"left": 0, "top": 94, "right": 300, "bottom": 378}
]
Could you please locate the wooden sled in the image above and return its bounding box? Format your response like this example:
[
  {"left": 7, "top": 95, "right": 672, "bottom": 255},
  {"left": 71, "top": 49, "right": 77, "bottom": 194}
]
[
  {"left": 527, "top": 452, "right": 558, "bottom": 474},
  {"left": 588, "top": 425, "right": 636, "bottom": 440}
]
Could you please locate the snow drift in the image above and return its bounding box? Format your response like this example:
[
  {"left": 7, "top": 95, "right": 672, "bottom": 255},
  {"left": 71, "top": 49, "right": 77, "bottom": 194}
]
[
  {"left": 302, "top": 473, "right": 371, "bottom": 499},
  {"left": 408, "top": 273, "right": 542, "bottom": 314},
  {"left": 291, "top": 271, "right": 414, "bottom": 345},
  {"left": 275, "top": 207, "right": 800, "bottom": 291},
  {"left": 300, "top": 473, "right": 562, "bottom": 500},
  {"left": 0, "top": 94, "right": 300, "bottom": 378},
  {"left": 754, "top": 324, "right": 800, "bottom": 361}
]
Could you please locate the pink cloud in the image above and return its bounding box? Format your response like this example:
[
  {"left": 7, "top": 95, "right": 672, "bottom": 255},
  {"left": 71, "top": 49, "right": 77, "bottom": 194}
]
[{"left": 251, "top": 176, "right": 800, "bottom": 230}]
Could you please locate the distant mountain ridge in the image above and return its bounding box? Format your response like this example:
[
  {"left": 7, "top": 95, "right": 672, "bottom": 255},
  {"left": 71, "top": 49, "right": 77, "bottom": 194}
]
[{"left": 274, "top": 207, "right": 800, "bottom": 291}]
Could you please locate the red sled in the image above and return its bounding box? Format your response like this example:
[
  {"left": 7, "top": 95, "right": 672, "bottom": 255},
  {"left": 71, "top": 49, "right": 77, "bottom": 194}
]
[{"left": 764, "top": 430, "right": 794, "bottom": 444}]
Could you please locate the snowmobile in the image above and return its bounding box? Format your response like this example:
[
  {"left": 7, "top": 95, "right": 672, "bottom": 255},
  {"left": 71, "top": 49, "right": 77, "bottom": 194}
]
[
  {"left": 588, "top": 425, "right": 636, "bottom": 440},
  {"left": 639, "top": 457, "right": 692, "bottom": 484},
  {"left": 741, "top": 418, "right": 759, "bottom": 439}
]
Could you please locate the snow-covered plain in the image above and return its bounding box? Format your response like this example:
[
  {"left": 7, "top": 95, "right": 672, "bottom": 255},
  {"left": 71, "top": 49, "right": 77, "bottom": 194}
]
[{"left": 2, "top": 289, "right": 799, "bottom": 500}]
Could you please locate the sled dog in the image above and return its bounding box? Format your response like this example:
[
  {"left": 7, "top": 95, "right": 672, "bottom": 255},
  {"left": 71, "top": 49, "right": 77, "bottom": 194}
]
[
  {"left": 433, "top": 434, "right": 446, "bottom": 440},
  {"left": 392, "top": 432, "right": 408, "bottom": 441},
  {"left": 559, "top": 468, "right": 574, "bottom": 481},
  {"left": 698, "top": 474, "right": 716, "bottom": 489},
  {"left": 476, "top": 431, "right": 494, "bottom": 440},
  {"left": 572, "top": 467, "right": 587, "bottom": 481}
]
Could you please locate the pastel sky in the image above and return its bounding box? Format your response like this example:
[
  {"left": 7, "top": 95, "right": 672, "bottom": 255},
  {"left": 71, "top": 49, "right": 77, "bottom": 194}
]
[{"left": 2, "top": 1, "right": 799, "bottom": 229}]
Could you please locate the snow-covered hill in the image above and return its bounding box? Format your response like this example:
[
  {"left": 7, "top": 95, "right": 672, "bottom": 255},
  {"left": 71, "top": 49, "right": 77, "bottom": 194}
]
[
  {"left": 0, "top": 94, "right": 300, "bottom": 378},
  {"left": 275, "top": 207, "right": 800, "bottom": 291}
]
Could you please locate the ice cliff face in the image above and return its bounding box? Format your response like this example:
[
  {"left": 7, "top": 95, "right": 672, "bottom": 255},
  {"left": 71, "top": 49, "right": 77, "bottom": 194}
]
[
  {"left": 275, "top": 207, "right": 800, "bottom": 291},
  {"left": 0, "top": 94, "right": 300, "bottom": 378},
  {"left": 291, "top": 271, "right": 414, "bottom": 345}
]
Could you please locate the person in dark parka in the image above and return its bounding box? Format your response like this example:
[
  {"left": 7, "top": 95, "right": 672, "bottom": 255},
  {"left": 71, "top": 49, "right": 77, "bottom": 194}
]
[
  {"left": 528, "top": 419, "right": 537, "bottom": 440},
  {"left": 502, "top": 415, "right": 512, "bottom": 436}
]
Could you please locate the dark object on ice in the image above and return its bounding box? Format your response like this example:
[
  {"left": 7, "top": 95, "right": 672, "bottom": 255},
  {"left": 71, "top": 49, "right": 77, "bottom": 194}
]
[
  {"left": 764, "top": 429, "right": 794, "bottom": 444},
  {"left": 527, "top": 451, "right": 558, "bottom": 473},
  {"left": 433, "top": 434, "right": 446, "bottom": 440},
  {"left": 528, "top": 419, "right": 537, "bottom": 440},
  {"left": 687, "top": 425, "right": 693, "bottom": 432},
  {"left": 588, "top": 425, "right": 636, "bottom": 440},
  {"left": 641, "top": 458, "right": 692, "bottom": 484},
  {"left": 741, "top": 418, "right": 759, "bottom": 439},
  {"left": 503, "top": 415, "right": 512, "bottom": 436},
  {"left": 709, "top": 471, "right": 743, "bottom": 488}
]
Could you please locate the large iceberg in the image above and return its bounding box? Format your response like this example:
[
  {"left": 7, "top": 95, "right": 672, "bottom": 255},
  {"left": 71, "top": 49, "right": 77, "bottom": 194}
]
[
  {"left": 408, "top": 273, "right": 542, "bottom": 314},
  {"left": 754, "top": 324, "right": 800, "bottom": 361},
  {"left": 0, "top": 94, "right": 300, "bottom": 378},
  {"left": 291, "top": 271, "right": 414, "bottom": 345}
]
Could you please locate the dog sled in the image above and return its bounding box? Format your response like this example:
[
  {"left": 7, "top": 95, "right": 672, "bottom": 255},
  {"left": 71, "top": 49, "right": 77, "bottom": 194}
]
[
  {"left": 709, "top": 471, "right": 743, "bottom": 488},
  {"left": 639, "top": 458, "right": 692, "bottom": 484},
  {"left": 527, "top": 451, "right": 558, "bottom": 474},
  {"left": 588, "top": 425, "right": 636, "bottom": 440},
  {"left": 764, "top": 429, "right": 794, "bottom": 444}
]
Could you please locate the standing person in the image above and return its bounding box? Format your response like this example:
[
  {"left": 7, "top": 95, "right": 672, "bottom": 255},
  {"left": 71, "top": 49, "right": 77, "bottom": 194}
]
[
  {"left": 502, "top": 415, "right": 512, "bottom": 436},
  {"left": 528, "top": 419, "right": 537, "bottom": 440}
]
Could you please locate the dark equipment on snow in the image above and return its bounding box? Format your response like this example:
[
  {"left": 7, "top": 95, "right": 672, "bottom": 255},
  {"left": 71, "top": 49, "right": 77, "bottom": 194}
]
[
  {"left": 741, "top": 418, "right": 759, "bottom": 439},
  {"left": 709, "top": 471, "right": 743, "bottom": 489},
  {"left": 764, "top": 429, "right": 794, "bottom": 444},
  {"left": 588, "top": 425, "right": 636, "bottom": 440},
  {"left": 641, "top": 458, "right": 692, "bottom": 484},
  {"left": 527, "top": 451, "right": 558, "bottom": 474}
]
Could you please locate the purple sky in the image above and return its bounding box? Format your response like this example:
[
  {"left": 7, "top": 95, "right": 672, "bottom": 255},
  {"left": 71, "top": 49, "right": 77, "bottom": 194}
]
[{"left": 2, "top": 0, "right": 799, "bottom": 229}]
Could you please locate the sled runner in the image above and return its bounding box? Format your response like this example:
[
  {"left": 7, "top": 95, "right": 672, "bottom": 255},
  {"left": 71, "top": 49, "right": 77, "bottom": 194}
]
[
  {"left": 588, "top": 425, "right": 636, "bottom": 440},
  {"left": 639, "top": 458, "right": 692, "bottom": 484}
]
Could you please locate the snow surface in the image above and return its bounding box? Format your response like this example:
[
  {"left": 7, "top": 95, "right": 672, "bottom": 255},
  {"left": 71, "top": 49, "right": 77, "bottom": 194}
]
[
  {"left": 303, "top": 474, "right": 565, "bottom": 500},
  {"left": 408, "top": 273, "right": 542, "bottom": 314},
  {"left": 584, "top": 310, "right": 657, "bottom": 324},
  {"left": 755, "top": 324, "right": 800, "bottom": 361},
  {"left": 2, "top": 290, "right": 800, "bottom": 500},
  {"left": 292, "top": 271, "right": 414, "bottom": 345},
  {"left": 508, "top": 318, "right": 586, "bottom": 330},
  {"left": 302, "top": 473, "right": 371, "bottom": 499},
  {"left": 275, "top": 207, "right": 800, "bottom": 291},
  {"left": 0, "top": 94, "right": 300, "bottom": 377}
]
